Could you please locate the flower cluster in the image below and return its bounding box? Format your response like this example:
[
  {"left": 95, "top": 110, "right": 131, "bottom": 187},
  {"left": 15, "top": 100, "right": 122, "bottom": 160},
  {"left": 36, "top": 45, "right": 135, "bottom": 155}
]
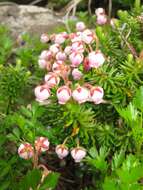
[
  {"left": 18, "top": 137, "right": 86, "bottom": 163},
  {"left": 35, "top": 21, "right": 106, "bottom": 105}
]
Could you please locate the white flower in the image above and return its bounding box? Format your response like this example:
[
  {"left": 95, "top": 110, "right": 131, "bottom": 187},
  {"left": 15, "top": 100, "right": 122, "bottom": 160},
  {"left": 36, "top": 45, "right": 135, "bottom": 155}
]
[
  {"left": 35, "top": 137, "right": 50, "bottom": 153},
  {"left": 40, "top": 33, "right": 49, "bottom": 43},
  {"left": 72, "top": 68, "right": 83, "bottom": 80},
  {"left": 69, "top": 52, "right": 84, "bottom": 67},
  {"left": 45, "top": 72, "right": 60, "bottom": 88},
  {"left": 89, "top": 86, "right": 104, "bottom": 104},
  {"left": 18, "top": 143, "right": 33, "bottom": 160},
  {"left": 76, "top": 22, "right": 86, "bottom": 31},
  {"left": 49, "top": 44, "right": 60, "bottom": 55},
  {"left": 34, "top": 85, "right": 50, "bottom": 102},
  {"left": 95, "top": 8, "right": 105, "bottom": 16},
  {"left": 55, "top": 144, "right": 69, "bottom": 159},
  {"left": 88, "top": 51, "right": 105, "bottom": 68},
  {"left": 82, "top": 29, "right": 94, "bottom": 44},
  {"left": 56, "top": 52, "right": 67, "bottom": 61},
  {"left": 72, "top": 86, "right": 89, "bottom": 104},
  {"left": 71, "top": 147, "right": 86, "bottom": 163},
  {"left": 57, "top": 86, "right": 71, "bottom": 104}
]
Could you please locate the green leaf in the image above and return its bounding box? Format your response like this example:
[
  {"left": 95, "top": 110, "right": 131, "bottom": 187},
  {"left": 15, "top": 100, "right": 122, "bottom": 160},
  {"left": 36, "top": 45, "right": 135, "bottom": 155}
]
[{"left": 39, "top": 172, "right": 60, "bottom": 190}]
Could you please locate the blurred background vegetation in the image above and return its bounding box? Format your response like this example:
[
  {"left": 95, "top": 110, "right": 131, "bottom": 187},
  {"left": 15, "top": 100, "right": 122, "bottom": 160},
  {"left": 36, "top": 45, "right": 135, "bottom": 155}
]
[{"left": 0, "top": 0, "right": 135, "bottom": 14}]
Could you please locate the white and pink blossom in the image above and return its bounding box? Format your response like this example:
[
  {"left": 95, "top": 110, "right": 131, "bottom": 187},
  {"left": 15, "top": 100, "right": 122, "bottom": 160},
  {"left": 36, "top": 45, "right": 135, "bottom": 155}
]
[
  {"left": 18, "top": 143, "right": 34, "bottom": 160},
  {"left": 72, "top": 68, "right": 83, "bottom": 80},
  {"left": 76, "top": 22, "right": 86, "bottom": 32},
  {"left": 72, "top": 86, "right": 89, "bottom": 104},
  {"left": 40, "top": 33, "right": 49, "bottom": 43},
  {"left": 97, "top": 15, "right": 107, "bottom": 25},
  {"left": 95, "top": 8, "right": 105, "bottom": 16},
  {"left": 88, "top": 51, "right": 105, "bottom": 68},
  {"left": 49, "top": 44, "right": 60, "bottom": 55},
  {"left": 45, "top": 72, "right": 60, "bottom": 88},
  {"left": 71, "top": 147, "right": 86, "bottom": 163},
  {"left": 54, "top": 32, "right": 68, "bottom": 44},
  {"left": 52, "top": 60, "right": 64, "bottom": 74},
  {"left": 89, "top": 86, "right": 104, "bottom": 104},
  {"left": 34, "top": 85, "right": 50, "bottom": 102},
  {"left": 69, "top": 52, "right": 84, "bottom": 67},
  {"left": 64, "top": 46, "right": 72, "bottom": 55},
  {"left": 55, "top": 144, "right": 69, "bottom": 159},
  {"left": 39, "top": 50, "right": 52, "bottom": 60},
  {"left": 71, "top": 41, "right": 84, "bottom": 53},
  {"left": 57, "top": 86, "right": 71, "bottom": 104},
  {"left": 82, "top": 29, "right": 94, "bottom": 44},
  {"left": 35, "top": 137, "right": 50, "bottom": 153},
  {"left": 56, "top": 52, "right": 67, "bottom": 61}
]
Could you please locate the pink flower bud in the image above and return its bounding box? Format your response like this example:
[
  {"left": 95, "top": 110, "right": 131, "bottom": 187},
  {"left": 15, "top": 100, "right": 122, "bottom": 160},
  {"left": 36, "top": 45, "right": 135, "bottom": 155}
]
[
  {"left": 49, "top": 44, "right": 60, "bottom": 55},
  {"left": 18, "top": 143, "right": 33, "bottom": 160},
  {"left": 57, "top": 86, "right": 71, "bottom": 104},
  {"left": 69, "top": 52, "right": 84, "bottom": 67},
  {"left": 52, "top": 60, "right": 64, "bottom": 74},
  {"left": 83, "top": 57, "right": 91, "bottom": 71},
  {"left": 34, "top": 85, "right": 50, "bottom": 102},
  {"left": 40, "top": 33, "right": 49, "bottom": 43},
  {"left": 64, "top": 46, "right": 72, "bottom": 55},
  {"left": 76, "top": 22, "right": 86, "bottom": 31},
  {"left": 38, "top": 59, "right": 48, "bottom": 69},
  {"left": 70, "top": 32, "right": 82, "bottom": 43},
  {"left": 97, "top": 15, "right": 107, "bottom": 25},
  {"left": 56, "top": 52, "right": 67, "bottom": 61},
  {"left": 71, "top": 41, "right": 84, "bottom": 53},
  {"left": 89, "top": 86, "right": 104, "bottom": 104},
  {"left": 72, "top": 86, "right": 89, "bottom": 104},
  {"left": 71, "top": 147, "right": 86, "bottom": 163},
  {"left": 39, "top": 50, "right": 52, "bottom": 61},
  {"left": 88, "top": 51, "right": 105, "bottom": 68},
  {"left": 35, "top": 137, "right": 50, "bottom": 153},
  {"left": 72, "top": 68, "right": 83, "bottom": 80},
  {"left": 45, "top": 72, "right": 60, "bottom": 88},
  {"left": 54, "top": 32, "right": 67, "bottom": 44},
  {"left": 95, "top": 8, "right": 105, "bottom": 16},
  {"left": 82, "top": 29, "right": 94, "bottom": 44},
  {"left": 55, "top": 144, "right": 69, "bottom": 159}
]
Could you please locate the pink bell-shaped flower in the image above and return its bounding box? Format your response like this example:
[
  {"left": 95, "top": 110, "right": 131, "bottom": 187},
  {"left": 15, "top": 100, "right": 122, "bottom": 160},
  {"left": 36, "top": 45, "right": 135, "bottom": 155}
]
[
  {"left": 39, "top": 50, "right": 52, "bottom": 61},
  {"left": 52, "top": 60, "right": 64, "bottom": 74},
  {"left": 45, "top": 72, "right": 60, "bottom": 88},
  {"left": 71, "top": 147, "right": 86, "bottom": 163},
  {"left": 54, "top": 32, "right": 68, "bottom": 44},
  {"left": 69, "top": 52, "right": 84, "bottom": 67},
  {"left": 89, "top": 86, "right": 104, "bottom": 104},
  {"left": 34, "top": 85, "right": 50, "bottom": 103},
  {"left": 72, "top": 68, "right": 83, "bottom": 80},
  {"left": 57, "top": 86, "right": 71, "bottom": 104},
  {"left": 72, "top": 86, "right": 89, "bottom": 104},
  {"left": 82, "top": 29, "right": 94, "bottom": 44},
  {"left": 76, "top": 22, "right": 86, "bottom": 32},
  {"left": 56, "top": 52, "right": 67, "bottom": 61},
  {"left": 71, "top": 41, "right": 84, "bottom": 53},
  {"left": 18, "top": 143, "right": 34, "bottom": 160},
  {"left": 40, "top": 33, "right": 49, "bottom": 43},
  {"left": 55, "top": 144, "right": 69, "bottom": 159},
  {"left": 38, "top": 59, "right": 48, "bottom": 69},
  {"left": 88, "top": 51, "right": 105, "bottom": 68},
  {"left": 64, "top": 46, "right": 72, "bottom": 55},
  {"left": 49, "top": 44, "right": 60, "bottom": 55},
  {"left": 95, "top": 8, "right": 105, "bottom": 16},
  {"left": 97, "top": 15, "right": 107, "bottom": 25},
  {"left": 35, "top": 137, "right": 50, "bottom": 153}
]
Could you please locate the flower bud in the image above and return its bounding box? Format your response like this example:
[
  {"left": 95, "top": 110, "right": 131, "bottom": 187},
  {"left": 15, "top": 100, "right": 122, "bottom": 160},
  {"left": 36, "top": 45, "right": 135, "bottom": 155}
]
[
  {"left": 39, "top": 50, "right": 52, "bottom": 61},
  {"left": 35, "top": 137, "right": 50, "bottom": 153},
  {"left": 34, "top": 85, "right": 50, "bottom": 102},
  {"left": 55, "top": 144, "right": 69, "bottom": 159},
  {"left": 95, "top": 8, "right": 105, "bottom": 16},
  {"left": 57, "top": 86, "right": 71, "bottom": 104},
  {"left": 89, "top": 86, "right": 104, "bottom": 104},
  {"left": 72, "top": 86, "right": 89, "bottom": 104},
  {"left": 71, "top": 147, "right": 86, "bottom": 163},
  {"left": 72, "top": 68, "right": 83, "bottom": 80},
  {"left": 88, "top": 51, "right": 105, "bottom": 68},
  {"left": 76, "top": 22, "right": 86, "bottom": 31},
  {"left": 97, "top": 15, "right": 107, "bottom": 25},
  {"left": 54, "top": 32, "right": 68, "bottom": 44},
  {"left": 45, "top": 72, "right": 60, "bottom": 88},
  {"left": 52, "top": 60, "right": 64, "bottom": 74},
  {"left": 40, "top": 33, "right": 49, "bottom": 43},
  {"left": 70, "top": 32, "right": 82, "bottom": 43},
  {"left": 49, "top": 44, "right": 60, "bottom": 55},
  {"left": 38, "top": 59, "right": 48, "bottom": 69},
  {"left": 82, "top": 29, "right": 94, "bottom": 44},
  {"left": 18, "top": 143, "right": 33, "bottom": 160},
  {"left": 69, "top": 52, "right": 84, "bottom": 67},
  {"left": 64, "top": 46, "right": 72, "bottom": 55},
  {"left": 56, "top": 52, "right": 67, "bottom": 61},
  {"left": 71, "top": 41, "right": 84, "bottom": 53}
]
